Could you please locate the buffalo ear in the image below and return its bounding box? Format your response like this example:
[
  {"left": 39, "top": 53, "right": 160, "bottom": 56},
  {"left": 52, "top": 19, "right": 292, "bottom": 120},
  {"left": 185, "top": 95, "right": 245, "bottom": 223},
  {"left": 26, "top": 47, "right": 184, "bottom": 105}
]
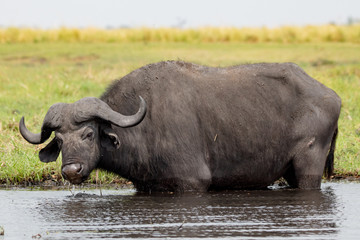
[
  {"left": 39, "top": 138, "right": 60, "bottom": 163},
  {"left": 101, "top": 127, "right": 120, "bottom": 151}
]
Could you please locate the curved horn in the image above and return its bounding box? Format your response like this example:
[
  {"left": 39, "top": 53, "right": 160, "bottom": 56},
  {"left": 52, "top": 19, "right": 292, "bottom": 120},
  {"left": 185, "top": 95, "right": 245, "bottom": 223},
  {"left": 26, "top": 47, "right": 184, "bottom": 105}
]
[
  {"left": 19, "top": 117, "right": 51, "bottom": 144},
  {"left": 19, "top": 103, "right": 67, "bottom": 144},
  {"left": 74, "top": 96, "right": 147, "bottom": 128}
]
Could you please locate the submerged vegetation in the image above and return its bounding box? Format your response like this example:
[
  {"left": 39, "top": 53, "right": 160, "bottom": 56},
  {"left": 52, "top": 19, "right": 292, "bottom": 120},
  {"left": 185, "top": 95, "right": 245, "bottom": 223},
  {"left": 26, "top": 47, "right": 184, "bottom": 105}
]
[{"left": 0, "top": 25, "right": 359, "bottom": 185}]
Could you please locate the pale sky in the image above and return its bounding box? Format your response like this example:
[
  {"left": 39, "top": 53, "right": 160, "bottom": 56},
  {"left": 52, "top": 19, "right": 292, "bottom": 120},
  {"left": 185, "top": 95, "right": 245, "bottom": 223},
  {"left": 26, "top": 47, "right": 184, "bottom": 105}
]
[{"left": 0, "top": 0, "right": 359, "bottom": 28}]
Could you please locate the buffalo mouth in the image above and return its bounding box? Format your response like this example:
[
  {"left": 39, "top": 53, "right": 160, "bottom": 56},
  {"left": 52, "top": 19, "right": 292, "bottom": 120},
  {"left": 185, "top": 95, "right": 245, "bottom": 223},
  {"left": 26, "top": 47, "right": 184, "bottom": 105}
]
[{"left": 61, "top": 163, "right": 88, "bottom": 184}]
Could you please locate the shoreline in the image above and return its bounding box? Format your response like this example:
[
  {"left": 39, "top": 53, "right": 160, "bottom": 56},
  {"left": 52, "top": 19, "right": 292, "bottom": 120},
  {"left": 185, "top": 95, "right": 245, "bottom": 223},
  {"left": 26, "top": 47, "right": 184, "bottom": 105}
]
[{"left": 1, "top": 175, "right": 359, "bottom": 191}]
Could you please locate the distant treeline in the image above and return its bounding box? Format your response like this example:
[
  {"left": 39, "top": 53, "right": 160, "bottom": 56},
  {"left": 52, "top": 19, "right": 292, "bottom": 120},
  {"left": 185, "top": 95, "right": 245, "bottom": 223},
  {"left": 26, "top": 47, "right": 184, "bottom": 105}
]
[{"left": 1, "top": 25, "right": 359, "bottom": 43}]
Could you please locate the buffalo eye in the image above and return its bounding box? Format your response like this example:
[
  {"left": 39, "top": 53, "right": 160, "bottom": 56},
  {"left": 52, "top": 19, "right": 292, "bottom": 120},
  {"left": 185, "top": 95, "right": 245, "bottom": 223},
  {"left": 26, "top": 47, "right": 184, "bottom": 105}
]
[
  {"left": 82, "top": 128, "right": 95, "bottom": 141},
  {"left": 86, "top": 132, "right": 94, "bottom": 139}
]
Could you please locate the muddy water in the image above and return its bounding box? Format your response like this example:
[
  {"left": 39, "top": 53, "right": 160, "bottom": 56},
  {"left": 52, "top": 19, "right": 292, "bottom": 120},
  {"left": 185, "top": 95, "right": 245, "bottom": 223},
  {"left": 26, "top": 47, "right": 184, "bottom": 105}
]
[{"left": 0, "top": 182, "right": 359, "bottom": 239}]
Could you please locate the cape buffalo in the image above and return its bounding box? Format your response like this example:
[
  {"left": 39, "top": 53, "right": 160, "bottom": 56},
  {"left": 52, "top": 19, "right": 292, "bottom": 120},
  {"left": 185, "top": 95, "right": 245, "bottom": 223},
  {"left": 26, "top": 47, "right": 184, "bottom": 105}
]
[{"left": 19, "top": 61, "right": 341, "bottom": 192}]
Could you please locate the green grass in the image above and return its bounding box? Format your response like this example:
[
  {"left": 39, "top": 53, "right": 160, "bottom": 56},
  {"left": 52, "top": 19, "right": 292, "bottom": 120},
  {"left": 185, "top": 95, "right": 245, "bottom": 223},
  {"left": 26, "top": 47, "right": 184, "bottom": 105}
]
[{"left": 0, "top": 42, "right": 359, "bottom": 185}]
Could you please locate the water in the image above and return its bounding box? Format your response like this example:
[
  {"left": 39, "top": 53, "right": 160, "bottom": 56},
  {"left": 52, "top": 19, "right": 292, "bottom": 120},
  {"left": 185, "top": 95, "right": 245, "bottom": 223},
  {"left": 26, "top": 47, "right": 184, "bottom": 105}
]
[{"left": 0, "top": 182, "right": 359, "bottom": 239}]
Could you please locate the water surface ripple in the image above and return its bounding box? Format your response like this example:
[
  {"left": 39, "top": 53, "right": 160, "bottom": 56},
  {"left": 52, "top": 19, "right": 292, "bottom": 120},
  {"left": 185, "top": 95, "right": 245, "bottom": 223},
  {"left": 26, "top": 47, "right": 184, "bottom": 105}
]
[{"left": 0, "top": 182, "right": 359, "bottom": 239}]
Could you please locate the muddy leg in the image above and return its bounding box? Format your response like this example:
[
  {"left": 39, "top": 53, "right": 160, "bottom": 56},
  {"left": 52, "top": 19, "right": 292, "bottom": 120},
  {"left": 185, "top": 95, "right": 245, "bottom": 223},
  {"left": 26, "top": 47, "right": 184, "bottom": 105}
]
[
  {"left": 283, "top": 164, "right": 298, "bottom": 188},
  {"left": 284, "top": 144, "right": 327, "bottom": 189},
  {"left": 283, "top": 163, "right": 323, "bottom": 189}
]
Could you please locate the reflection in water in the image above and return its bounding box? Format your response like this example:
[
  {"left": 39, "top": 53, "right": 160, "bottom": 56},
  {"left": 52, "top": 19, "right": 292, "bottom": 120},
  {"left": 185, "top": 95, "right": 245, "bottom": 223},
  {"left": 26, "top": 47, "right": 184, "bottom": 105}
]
[
  {"left": 35, "top": 186, "right": 340, "bottom": 239},
  {"left": 4, "top": 183, "right": 360, "bottom": 239}
]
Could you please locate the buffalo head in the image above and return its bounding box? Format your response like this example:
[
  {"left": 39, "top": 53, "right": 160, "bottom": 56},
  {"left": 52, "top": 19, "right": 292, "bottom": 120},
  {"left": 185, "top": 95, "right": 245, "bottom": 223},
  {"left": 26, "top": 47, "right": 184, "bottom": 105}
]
[{"left": 19, "top": 97, "right": 146, "bottom": 184}]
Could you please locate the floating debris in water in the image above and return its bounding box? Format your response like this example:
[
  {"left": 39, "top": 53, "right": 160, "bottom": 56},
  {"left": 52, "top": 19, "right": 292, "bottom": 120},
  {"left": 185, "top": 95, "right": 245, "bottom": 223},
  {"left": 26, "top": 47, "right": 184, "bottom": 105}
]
[{"left": 32, "top": 233, "right": 41, "bottom": 239}]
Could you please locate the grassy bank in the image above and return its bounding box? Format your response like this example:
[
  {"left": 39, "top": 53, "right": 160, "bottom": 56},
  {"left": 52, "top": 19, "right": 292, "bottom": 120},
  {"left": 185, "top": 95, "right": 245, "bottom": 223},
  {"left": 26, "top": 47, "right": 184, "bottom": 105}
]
[{"left": 0, "top": 41, "right": 359, "bottom": 185}]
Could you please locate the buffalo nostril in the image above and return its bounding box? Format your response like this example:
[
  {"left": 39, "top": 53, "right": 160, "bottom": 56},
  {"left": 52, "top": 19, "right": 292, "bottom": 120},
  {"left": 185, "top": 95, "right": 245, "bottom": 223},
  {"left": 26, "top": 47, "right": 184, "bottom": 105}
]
[
  {"left": 62, "top": 163, "right": 83, "bottom": 179},
  {"left": 77, "top": 164, "right": 83, "bottom": 173}
]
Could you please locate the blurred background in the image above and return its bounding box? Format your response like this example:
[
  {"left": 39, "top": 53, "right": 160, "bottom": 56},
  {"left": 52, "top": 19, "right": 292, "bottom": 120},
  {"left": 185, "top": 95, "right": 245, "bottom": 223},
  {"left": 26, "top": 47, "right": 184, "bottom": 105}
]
[
  {"left": 1, "top": 0, "right": 359, "bottom": 28},
  {"left": 0, "top": 0, "right": 359, "bottom": 185}
]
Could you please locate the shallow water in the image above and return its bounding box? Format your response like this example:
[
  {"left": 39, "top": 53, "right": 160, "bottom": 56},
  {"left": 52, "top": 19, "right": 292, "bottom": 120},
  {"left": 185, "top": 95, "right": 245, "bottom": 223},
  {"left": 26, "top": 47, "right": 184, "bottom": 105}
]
[{"left": 0, "top": 182, "right": 359, "bottom": 239}]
